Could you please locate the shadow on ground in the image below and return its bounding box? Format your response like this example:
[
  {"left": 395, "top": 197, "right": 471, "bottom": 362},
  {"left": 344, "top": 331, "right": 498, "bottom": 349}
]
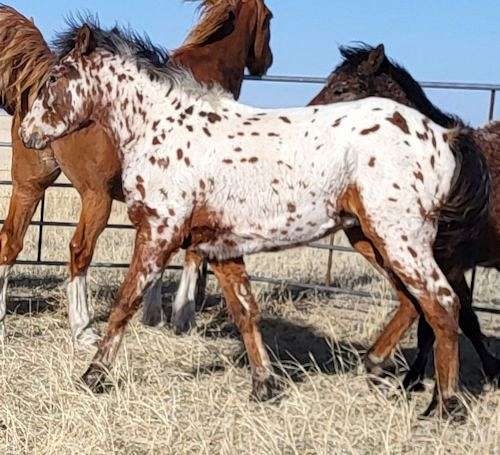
[
  {"left": 6, "top": 274, "right": 63, "bottom": 316},
  {"left": 5, "top": 278, "right": 500, "bottom": 394}
]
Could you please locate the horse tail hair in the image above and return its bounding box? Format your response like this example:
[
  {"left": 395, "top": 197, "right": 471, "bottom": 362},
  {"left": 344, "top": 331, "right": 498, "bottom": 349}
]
[{"left": 434, "top": 127, "right": 491, "bottom": 268}]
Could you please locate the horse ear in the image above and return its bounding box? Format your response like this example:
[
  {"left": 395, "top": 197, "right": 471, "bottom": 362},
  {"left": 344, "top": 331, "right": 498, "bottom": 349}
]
[
  {"left": 74, "top": 25, "right": 96, "bottom": 56},
  {"left": 249, "top": 3, "right": 273, "bottom": 75},
  {"left": 358, "top": 44, "right": 385, "bottom": 76}
]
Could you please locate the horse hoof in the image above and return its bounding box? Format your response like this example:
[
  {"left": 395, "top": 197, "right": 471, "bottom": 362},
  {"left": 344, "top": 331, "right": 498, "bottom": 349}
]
[
  {"left": 171, "top": 308, "right": 195, "bottom": 335},
  {"left": 74, "top": 328, "right": 101, "bottom": 351},
  {"left": 80, "top": 364, "right": 112, "bottom": 394},
  {"left": 421, "top": 395, "right": 466, "bottom": 423},
  {"left": 402, "top": 369, "right": 426, "bottom": 394},
  {"left": 250, "top": 376, "right": 279, "bottom": 402},
  {"left": 483, "top": 359, "right": 500, "bottom": 392},
  {"left": 364, "top": 352, "right": 395, "bottom": 377},
  {"left": 142, "top": 305, "right": 167, "bottom": 328},
  {"left": 406, "top": 381, "right": 426, "bottom": 393}
]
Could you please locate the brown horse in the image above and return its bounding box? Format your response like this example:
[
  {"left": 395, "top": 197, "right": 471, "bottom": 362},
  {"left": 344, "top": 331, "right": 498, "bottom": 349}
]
[
  {"left": 0, "top": 1, "right": 273, "bottom": 345},
  {"left": 310, "top": 44, "right": 500, "bottom": 391}
]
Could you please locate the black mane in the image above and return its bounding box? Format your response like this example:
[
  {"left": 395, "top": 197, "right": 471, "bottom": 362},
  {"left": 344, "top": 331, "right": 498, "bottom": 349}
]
[
  {"left": 337, "top": 43, "right": 462, "bottom": 128},
  {"left": 53, "top": 14, "right": 171, "bottom": 74}
]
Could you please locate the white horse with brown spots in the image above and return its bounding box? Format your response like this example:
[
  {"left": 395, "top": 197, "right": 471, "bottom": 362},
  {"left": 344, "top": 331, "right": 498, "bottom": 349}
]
[{"left": 21, "top": 24, "right": 485, "bottom": 420}]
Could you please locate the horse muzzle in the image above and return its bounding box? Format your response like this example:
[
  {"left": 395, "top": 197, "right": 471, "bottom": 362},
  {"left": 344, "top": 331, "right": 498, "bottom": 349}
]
[{"left": 19, "top": 127, "right": 48, "bottom": 150}]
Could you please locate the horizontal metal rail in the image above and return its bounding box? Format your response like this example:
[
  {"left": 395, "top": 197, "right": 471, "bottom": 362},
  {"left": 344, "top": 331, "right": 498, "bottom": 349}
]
[{"left": 244, "top": 74, "right": 500, "bottom": 91}]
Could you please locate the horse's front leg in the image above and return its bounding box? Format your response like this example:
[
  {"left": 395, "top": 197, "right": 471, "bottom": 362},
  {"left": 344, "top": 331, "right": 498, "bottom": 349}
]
[
  {"left": 81, "top": 226, "right": 181, "bottom": 392},
  {"left": 67, "top": 189, "right": 112, "bottom": 348},
  {"left": 169, "top": 248, "right": 206, "bottom": 334},
  {"left": 0, "top": 122, "right": 60, "bottom": 336}
]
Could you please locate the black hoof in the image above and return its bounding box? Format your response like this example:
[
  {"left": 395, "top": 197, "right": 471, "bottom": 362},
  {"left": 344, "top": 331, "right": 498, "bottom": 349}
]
[
  {"left": 171, "top": 305, "right": 196, "bottom": 335},
  {"left": 173, "top": 319, "right": 194, "bottom": 336},
  {"left": 80, "top": 363, "right": 113, "bottom": 394},
  {"left": 402, "top": 369, "right": 426, "bottom": 393},
  {"left": 483, "top": 358, "right": 500, "bottom": 391},
  {"left": 142, "top": 304, "right": 167, "bottom": 328},
  {"left": 406, "top": 380, "right": 426, "bottom": 393},
  {"left": 421, "top": 395, "right": 467, "bottom": 423},
  {"left": 250, "top": 376, "right": 280, "bottom": 402}
]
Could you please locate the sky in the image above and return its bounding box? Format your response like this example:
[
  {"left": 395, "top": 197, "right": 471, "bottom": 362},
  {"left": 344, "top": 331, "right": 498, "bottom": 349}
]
[{"left": 9, "top": 0, "right": 500, "bottom": 126}]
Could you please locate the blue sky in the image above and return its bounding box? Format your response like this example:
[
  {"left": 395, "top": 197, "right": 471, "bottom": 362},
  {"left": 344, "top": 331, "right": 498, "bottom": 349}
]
[{"left": 10, "top": 0, "right": 500, "bottom": 125}]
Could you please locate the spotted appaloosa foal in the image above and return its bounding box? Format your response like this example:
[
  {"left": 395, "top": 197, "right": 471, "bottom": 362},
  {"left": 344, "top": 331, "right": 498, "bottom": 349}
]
[
  {"left": 310, "top": 44, "right": 497, "bottom": 392},
  {"left": 21, "top": 25, "right": 487, "bottom": 418}
]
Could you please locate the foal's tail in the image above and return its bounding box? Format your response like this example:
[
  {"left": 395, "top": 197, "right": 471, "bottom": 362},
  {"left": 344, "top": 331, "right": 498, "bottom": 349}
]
[{"left": 433, "top": 128, "right": 491, "bottom": 269}]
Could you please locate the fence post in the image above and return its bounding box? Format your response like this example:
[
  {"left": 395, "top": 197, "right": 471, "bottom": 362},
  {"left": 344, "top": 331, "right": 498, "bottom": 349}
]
[
  {"left": 325, "top": 234, "right": 335, "bottom": 286},
  {"left": 36, "top": 193, "right": 46, "bottom": 262}
]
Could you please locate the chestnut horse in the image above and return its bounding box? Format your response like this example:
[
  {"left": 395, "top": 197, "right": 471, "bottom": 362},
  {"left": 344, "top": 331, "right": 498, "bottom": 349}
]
[
  {"left": 0, "top": 1, "right": 273, "bottom": 345},
  {"left": 310, "top": 44, "right": 500, "bottom": 390},
  {"left": 22, "top": 24, "right": 490, "bottom": 419}
]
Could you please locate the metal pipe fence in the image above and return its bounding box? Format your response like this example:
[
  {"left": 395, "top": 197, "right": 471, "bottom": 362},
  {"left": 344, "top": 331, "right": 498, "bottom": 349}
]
[{"left": 0, "top": 75, "right": 498, "bottom": 314}]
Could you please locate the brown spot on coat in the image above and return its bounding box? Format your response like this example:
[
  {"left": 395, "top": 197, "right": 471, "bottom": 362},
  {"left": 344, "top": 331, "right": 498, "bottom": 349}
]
[
  {"left": 368, "top": 157, "right": 376, "bottom": 167},
  {"left": 386, "top": 111, "right": 410, "bottom": 134},
  {"left": 413, "top": 170, "right": 424, "bottom": 182},
  {"left": 407, "top": 247, "right": 418, "bottom": 258},
  {"left": 360, "top": 124, "right": 380, "bottom": 135},
  {"left": 279, "top": 116, "right": 291, "bottom": 124},
  {"left": 207, "top": 112, "right": 222, "bottom": 123},
  {"left": 177, "top": 149, "right": 183, "bottom": 160}
]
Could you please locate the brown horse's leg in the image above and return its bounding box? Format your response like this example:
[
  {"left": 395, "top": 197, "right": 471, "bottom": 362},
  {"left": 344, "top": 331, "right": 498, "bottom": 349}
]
[
  {"left": 67, "top": 190, "right": 112, "bottom": 347},
  {"left": 345, "top": 228, "right": 420, "bottom": 379},
  {"left": 441, "top": 272, "right": 499, "bottom": 387},
  {"left": 0, "top": 121, "right": 60, "bottom": 336},
  {"left": 168, "top": 248, "right": 205, "bottom": 334},
  {"left": 81, "top": 228, "right": 179, "bottom": 392},
  {"left": 403, "top": 270, "right": 500, "bottom": 391},
  {"left": 209, "top": 257, "right": 277, "bottom": 401}
]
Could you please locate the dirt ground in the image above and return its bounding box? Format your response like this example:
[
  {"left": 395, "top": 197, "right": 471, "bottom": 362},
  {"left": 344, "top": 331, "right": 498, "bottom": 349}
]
[{"left": 0, "top": 114, "right": 498, "bottom": 454}]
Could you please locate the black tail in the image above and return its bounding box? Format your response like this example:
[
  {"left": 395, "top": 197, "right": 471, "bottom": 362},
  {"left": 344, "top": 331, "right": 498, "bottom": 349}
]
[{"left": 434, "top": 128, "right": 491, "bottom": 269}]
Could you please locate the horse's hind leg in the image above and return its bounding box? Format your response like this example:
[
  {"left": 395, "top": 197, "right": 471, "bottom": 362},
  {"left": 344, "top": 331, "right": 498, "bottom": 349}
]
[
  {"left": 209, "top": 257, "right": 277, "bottom": 401},
  {"left": 402, "top": 269, "right": 500, "bottom": 391},
  {"left": 81, "top": 228, "right": 179, "bottom": 392},
  {"left": 375, "top": 241, "right": 461, "bottom": 418},
  {"left": 344, "top": 185, "right": 462, "bottom": 418},
  {"left": 451, "top": 272, "right": 500, "bottom": 388},
  {"left": 345, "top": 227, "right": 420, "bottom": 380}
]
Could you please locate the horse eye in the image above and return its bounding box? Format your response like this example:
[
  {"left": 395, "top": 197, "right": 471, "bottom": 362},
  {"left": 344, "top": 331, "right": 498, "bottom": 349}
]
[
  {"left": 333, "top": 88, "right": 344, "bottom": 96},
  {"left": 48, "top": 75, "right": 57, "bottom": 85}
]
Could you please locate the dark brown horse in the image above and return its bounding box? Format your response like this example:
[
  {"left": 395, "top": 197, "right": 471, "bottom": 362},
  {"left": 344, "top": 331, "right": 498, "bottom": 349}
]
[
  {"left": 0, "top": 1, "right": 273, "bottom": 344},
  {"left": 310, "top": 44, "right": 500, "bottom": 391}
]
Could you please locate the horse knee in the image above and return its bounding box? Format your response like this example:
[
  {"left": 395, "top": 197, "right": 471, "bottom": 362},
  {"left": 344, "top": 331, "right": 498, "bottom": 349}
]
[
  {"left": 69, "top": 240, "right": 91, "bottom": 277},
  {"left": 0, "top": 231, "right": 22, "bottom": 264}
]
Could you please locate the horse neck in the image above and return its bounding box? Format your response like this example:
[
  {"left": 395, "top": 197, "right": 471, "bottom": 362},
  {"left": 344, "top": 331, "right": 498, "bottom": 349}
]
[
  {"left": 382, "top": 66, "right": 457, "bottom": 128},
  {"left": 171, "top": 12, "right": 252, "bottom": 99}
]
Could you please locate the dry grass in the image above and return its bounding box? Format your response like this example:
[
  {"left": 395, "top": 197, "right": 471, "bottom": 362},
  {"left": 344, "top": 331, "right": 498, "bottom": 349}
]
[{"left": 0, "top": 115, "right": 498, "bottom": 454}]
